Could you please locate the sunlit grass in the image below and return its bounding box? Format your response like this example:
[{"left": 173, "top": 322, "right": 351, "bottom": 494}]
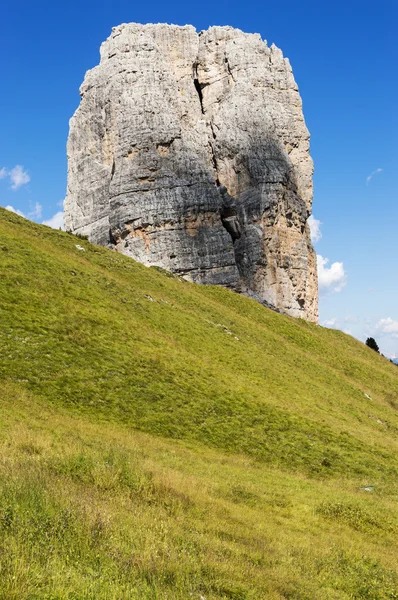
[
  {"left": 0, "top": 385, "right": 397, "bottom": 599},
  {"left": 0, "top": 207, "right": 398, "bottom": 598}
]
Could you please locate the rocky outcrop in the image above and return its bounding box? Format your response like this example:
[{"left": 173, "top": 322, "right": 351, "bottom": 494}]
[{"left": 65, "top": 23, "right": 318, "bottom": 321}]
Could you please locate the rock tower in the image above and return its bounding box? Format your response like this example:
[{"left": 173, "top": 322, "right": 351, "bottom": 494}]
[{"left": 65, "top": 23, "right": 318, "bottom": 321}]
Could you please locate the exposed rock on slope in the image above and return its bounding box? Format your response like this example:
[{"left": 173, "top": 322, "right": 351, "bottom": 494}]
[{"left": 65, "top": 23, "right": 318, "bottom": 321}]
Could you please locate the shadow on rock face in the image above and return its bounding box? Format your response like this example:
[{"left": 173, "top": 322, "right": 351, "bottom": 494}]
[
  {"left": 219, "top": 186, "right": 241, "bottom": 241},
  {"left": 105, "top": 130, "right": 314, "bottom": 315},
  {"left": 233, "top": 225, "right": 263, "bottom": 282},
  {"left": 217, "top": 136, "right": 310, "bottom": 290}
]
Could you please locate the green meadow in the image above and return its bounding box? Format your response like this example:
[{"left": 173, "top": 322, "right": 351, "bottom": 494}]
[{"left": 0, "top": 207, "right": 397, "bottom": 599}]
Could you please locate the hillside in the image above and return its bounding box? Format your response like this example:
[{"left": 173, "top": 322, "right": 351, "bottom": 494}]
[{"left": 0, "top": 206, "right": 397, "bottom": 599}]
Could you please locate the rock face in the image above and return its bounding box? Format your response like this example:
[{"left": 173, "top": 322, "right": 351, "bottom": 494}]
[{"left": 65, "top": 23, "right": 318, "bottom": 321}]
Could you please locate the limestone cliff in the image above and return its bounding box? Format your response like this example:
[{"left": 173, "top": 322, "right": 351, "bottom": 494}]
[{"left": 65, "top": 23, "right": 318, "bottom": 321}]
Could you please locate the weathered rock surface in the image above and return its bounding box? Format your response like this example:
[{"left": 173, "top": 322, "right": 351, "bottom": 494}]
[{"left": 65, "top": 23, "right": 318, "bottom": 321}]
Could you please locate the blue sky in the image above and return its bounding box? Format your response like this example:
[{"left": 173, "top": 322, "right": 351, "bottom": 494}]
[{"left": 1, "top": 0, "right": 397, "bottom": 356}]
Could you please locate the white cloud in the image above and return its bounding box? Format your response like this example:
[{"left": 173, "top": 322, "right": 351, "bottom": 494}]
[
  {"left": 5, "top": 205, "right": 26, "bottom": 217},
  {"left": 4, "top": 202, "right": 42, "bottom": 222},
  {"left": 308, "top": 215, "right": 322, "bottom": 243},
  {"left": 366, "top": 168, "right": 383, "bottom": 185},
  {"left": 4, "top": 203, "right": 64, "bottom": 230},
  {"left": 376, "top": 318, "right": 398, "bottom": 339},
  {"left": 317, "top": 255, "right": 346, "bottom": 293},
  {"left": 322, "top": 317, "right": 338, "bottom": 327},
  {"left": 29, "top": 202, "right": 42, "bottom": 220},
  {"left": 42, "top": 211, "right": 65, "bottom": 230},
  {"left": 0, "top": 167, "right": 7, "bottom": 179},
  {"left": 8, "top": 165, "right": 30, "bottom": 190}
]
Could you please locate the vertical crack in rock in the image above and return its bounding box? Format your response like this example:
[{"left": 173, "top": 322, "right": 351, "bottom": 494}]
[
  {"left": 194, "top": 59, "right": 221, "bottom": 186},
  {"left": 193, "top": 63, "right": 205, "bottom": 115},
  {"left": 225, "top": 57, "right": 235, "bottom": 82},
  {"left": 65, "top": 23, "right": 318, "bottom": 322},
  {"left": 193, "top": 80, "right": 204, "bottom": 114},
  {"left": 208, "top": 122, "right": 220, "bottom": 186}
]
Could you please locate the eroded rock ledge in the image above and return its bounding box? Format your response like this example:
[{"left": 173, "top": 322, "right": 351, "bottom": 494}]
[{"left": 65, "top": 23, "right": 318, "bottom": 321}]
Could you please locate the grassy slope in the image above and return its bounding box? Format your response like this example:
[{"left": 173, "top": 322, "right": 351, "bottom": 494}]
[{"left": 0, "top": 207, "right": 397, "bottom": 599}]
